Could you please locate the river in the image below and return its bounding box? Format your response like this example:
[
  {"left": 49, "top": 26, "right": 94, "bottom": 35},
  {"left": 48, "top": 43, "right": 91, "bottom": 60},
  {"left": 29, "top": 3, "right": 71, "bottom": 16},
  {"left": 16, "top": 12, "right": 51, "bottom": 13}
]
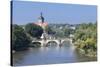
[{"left": 12, "top": 42, "right": 97, "bottom": 66}]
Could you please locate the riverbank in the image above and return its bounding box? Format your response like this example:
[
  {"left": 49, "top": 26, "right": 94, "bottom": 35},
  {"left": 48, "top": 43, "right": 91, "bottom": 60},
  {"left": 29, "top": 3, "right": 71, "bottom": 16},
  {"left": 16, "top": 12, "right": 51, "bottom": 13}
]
[{"left": 75, "top": 47, "right": 97, "bottom": 58}]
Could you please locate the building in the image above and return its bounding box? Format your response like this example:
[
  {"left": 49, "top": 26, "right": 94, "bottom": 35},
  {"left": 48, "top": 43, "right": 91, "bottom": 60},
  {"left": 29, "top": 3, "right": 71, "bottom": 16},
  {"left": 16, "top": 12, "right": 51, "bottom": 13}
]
[
  {"left": 35, "top": 12, "right": 48, "bottom": 40},
  {"left": 35, "top": 12, "right": 48, "bottom": 32}
]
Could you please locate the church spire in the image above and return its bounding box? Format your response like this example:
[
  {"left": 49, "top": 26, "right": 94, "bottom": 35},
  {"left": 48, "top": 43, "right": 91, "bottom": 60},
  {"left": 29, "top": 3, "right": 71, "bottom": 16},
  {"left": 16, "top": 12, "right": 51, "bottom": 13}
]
[{"left": 38, "top": 12, "right": 44, "bottom": 23}]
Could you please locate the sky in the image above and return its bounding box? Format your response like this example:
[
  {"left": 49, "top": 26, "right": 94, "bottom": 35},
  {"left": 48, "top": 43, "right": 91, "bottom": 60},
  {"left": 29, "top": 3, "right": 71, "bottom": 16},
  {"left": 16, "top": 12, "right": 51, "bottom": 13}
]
[{"left": 12, "top": 1, "right": 97, "bottom": 25}]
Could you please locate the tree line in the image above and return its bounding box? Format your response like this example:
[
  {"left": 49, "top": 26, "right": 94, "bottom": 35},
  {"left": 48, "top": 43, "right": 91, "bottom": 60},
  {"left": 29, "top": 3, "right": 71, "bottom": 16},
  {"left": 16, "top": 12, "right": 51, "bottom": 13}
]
[
  {"left": 73, "top": 22, "right": 97, "bottom": 57},
  {"left": 12, "top": 22, "right": 97, "bottom": 57}
]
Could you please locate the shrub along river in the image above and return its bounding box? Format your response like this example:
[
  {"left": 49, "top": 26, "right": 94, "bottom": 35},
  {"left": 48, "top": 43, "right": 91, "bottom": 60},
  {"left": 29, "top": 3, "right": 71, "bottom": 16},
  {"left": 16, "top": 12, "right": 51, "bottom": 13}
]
[{"left": 12, "top": 41, "right": 97, "bottom": 66}]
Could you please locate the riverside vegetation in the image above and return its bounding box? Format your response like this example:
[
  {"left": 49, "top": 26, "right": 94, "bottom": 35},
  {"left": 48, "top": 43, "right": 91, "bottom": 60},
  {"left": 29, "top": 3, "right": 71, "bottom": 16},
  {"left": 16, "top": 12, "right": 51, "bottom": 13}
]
[
  {"left": 73, "top": 22, "right": 97, "bottom": 57},
  {"left": 12, "top": 22, "right": 97, "bottom": 57}
]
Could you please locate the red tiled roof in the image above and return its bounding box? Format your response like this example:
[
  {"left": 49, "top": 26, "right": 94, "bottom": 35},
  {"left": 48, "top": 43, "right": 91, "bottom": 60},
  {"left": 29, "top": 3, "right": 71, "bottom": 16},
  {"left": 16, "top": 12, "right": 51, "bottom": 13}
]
[{"left": 35, "top": 22, "right": 48, "bottom": 27}]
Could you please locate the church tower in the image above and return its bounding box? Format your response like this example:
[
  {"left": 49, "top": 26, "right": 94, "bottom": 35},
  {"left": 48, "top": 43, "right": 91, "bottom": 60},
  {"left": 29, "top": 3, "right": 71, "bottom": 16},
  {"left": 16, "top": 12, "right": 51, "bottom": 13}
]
[
  {"left": 37, "top": 12, "right": 48, "bottom": 31},
  {"left": 36, "top": 12, "right": 48, "bottom": 40},
  {"left": 38, "top": 12, "right": 44, "bottom": 23}
]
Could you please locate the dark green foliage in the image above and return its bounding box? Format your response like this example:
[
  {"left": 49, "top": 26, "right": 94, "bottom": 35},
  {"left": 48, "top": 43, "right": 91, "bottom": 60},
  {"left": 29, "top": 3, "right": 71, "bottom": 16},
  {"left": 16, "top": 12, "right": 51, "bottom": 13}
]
[
  {"left": 46, "top": 26, "right": 55, "bottom": 35},
  {"left": 12, "top": 24, "right": 30, "bottom": 51},
  {"left": 25, "top": 23, "right": 43, "bottom": 38},
  {"left": 30, "top": 42, "right": 41, "bottom": 47}
]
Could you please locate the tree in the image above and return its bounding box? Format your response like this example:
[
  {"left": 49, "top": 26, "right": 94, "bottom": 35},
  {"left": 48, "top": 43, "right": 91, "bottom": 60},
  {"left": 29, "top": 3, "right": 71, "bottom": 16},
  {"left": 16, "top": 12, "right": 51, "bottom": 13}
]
[
  {"left": 73, "top": 22, "right": 97, "bottom": 57},
  {"left": 12, "top": 24, "right": 30, "bottom": 51},
  {"left": 25, "top": 23, "right": 43, "bottom": 38},
  {"left": 45, "top": 26, "right": 55, "bottom": 35}
]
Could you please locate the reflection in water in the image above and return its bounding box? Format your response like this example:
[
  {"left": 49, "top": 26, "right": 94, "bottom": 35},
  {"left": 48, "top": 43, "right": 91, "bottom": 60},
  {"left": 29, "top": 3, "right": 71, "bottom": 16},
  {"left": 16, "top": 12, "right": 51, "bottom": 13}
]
[{"left": 13, "top": 42, "right": 97, "bottom": 66}]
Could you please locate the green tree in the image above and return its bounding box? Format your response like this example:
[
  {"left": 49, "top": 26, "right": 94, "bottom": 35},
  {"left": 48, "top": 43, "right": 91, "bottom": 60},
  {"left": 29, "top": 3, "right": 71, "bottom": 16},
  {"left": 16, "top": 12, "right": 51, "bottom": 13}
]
[
  {"left": 46, "top": 26, "right": 56, "bottom": 35},
  {"left": 12, "top": 24, "right": 30, "bottom": 51},
  {"left": 73, "top": 22, "right": 97, "bottom": 57},
  {"left": 25, "top": 23, "right": 43, "bottom": 38}
]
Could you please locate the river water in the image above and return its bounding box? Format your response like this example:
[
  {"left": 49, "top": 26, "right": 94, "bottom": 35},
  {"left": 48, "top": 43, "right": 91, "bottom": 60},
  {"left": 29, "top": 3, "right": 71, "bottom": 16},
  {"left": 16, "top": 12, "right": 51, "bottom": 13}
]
[{"left": 13, "top": 42, "right": 97, "bottom": 66}]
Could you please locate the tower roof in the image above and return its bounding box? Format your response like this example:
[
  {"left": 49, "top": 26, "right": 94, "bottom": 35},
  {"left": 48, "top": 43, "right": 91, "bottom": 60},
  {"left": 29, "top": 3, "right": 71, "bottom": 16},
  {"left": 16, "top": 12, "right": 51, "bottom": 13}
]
[
  {"left": 38, "top": 12, "right": 44, "bottom": 23},
  {"left": 35, "top": 12, "right": 48, "bottom": 27}
]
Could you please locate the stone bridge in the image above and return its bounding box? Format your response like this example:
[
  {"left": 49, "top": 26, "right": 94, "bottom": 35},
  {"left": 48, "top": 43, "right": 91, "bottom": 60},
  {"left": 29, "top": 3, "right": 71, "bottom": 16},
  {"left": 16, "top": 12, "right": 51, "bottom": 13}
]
[{"left": 31, "top": 38, "right": 72, "bottom": 46}]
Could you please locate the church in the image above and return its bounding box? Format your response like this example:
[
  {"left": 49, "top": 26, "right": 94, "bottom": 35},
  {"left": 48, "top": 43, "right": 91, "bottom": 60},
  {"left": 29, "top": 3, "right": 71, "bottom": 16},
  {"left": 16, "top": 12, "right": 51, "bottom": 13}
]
[
  {"left": 35, "top": 12, "right": 48, "bottom": 32},
  {"left": 35, "top": 12, "right": 48, "bottom": 39}
]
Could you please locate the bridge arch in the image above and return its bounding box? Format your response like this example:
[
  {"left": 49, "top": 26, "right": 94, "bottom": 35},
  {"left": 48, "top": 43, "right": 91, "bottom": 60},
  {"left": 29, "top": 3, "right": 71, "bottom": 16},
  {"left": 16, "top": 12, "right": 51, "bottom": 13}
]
[
  {"left": 46, "top": 41, "right": 58, "bottom": 46},
  {"left": 32, "top": 40, "right": 43, "bottom": 46},
  {"left": 31, "top": 42, "right": 41, "bottom": 47},
  {"left": 32, "top": 42, "right": 41, "bottom": 44}
]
